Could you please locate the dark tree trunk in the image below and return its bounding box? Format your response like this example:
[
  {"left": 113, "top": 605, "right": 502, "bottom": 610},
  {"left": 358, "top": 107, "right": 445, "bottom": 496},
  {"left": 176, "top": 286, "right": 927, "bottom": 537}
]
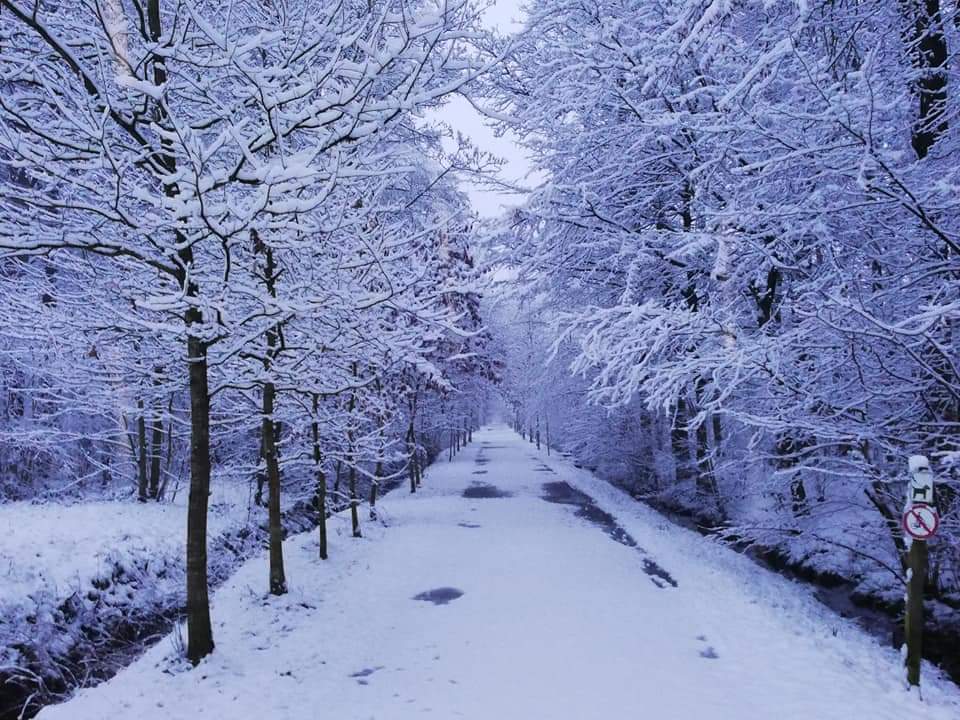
[
  {"left": 254, "top": 465, "right": 266, "bottom": 507},
  {"left": 185, "top": 329, "right": 214, "bottom": 663},
  {"left": 149, "top": 410, "right": 163, "bottom": 500},
  {"left": 694, "top": 418, "right": 719, "bottom": 502},
  {"left": 413, "top": 427, "right": 423, "bottom": 488},
  {"left": 347, "top": 366, "right": 361, "bottom": 538},
  {"left": 900, "top": 0, "right": 949, "bottom": 159},
  {"left": 369, "top": 472, "right": 379, "bottom": 520},
  {"left": 671, "top": 398, "right": 692, "bottom": 486},
  {"left": 252, "top": 234, "right": 287, "bottom": 595},
  {"left": 311, "top": 394, "right": 328, "bottom": 560},
  {"left": 262, "top": 381, "right": 286, "bottom": 595},
  {"left": 144, "top": 0, "right": 214, "bottom": 663},
  {"left": 407, "top": 421, "right": 417, "bottom": 493},
  {"left": 137, "top": 399, "right": 148, "bottom": 502}
]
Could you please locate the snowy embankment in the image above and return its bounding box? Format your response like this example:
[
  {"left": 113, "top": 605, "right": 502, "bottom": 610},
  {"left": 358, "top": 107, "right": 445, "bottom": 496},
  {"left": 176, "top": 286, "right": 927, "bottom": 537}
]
[
  {"left": 0, "top": 483, "right": 316, "bottom": 719},
  {"left": 29, "top": 426, "right": 960, "bottom": 720}
]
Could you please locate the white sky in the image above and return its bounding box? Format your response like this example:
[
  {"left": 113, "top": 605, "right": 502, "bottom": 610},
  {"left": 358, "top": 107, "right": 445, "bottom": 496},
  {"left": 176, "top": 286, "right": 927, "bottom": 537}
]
[{"left": 426, "top": 0, "right": 532, "bottom": 219}]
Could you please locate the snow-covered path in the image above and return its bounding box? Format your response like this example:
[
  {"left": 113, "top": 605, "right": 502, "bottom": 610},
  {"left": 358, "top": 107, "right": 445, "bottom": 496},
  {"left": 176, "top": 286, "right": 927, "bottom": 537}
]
[{"left": 38, "top": 426, "right": 960, "bottom": 720}]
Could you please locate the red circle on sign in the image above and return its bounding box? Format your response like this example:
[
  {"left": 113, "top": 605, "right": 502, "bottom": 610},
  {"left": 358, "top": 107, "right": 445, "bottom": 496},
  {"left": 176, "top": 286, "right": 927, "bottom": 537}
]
[{"left": 902, "top": 505, "right": 940, "bottom": 540}]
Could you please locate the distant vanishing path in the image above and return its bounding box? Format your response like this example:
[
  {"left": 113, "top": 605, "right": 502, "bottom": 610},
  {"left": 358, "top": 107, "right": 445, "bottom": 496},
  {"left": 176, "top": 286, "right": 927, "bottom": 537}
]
[{"left": 39, "top": 426, "right": 960, "bottom": 720}]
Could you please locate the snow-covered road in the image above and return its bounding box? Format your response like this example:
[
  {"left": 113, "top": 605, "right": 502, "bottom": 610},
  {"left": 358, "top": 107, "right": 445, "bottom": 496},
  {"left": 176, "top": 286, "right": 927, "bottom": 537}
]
[{"left": 38, "top": 426, "right": 960, "bottom": 719}]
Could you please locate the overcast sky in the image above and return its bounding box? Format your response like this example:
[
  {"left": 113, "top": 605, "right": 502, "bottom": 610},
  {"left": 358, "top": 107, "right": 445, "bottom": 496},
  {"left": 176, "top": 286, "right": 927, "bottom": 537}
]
[{"left": 427, "top": 1, "right": 531, "bottom": 219}]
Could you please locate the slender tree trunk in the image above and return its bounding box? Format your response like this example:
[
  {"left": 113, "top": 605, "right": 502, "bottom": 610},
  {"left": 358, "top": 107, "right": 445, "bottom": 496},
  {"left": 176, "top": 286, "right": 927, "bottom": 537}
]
[
  {"left": 157, "top": 396, "right": 175, "bottom": 502},
  {"left": 185, "top": 329, "right": 214, "bottom": 663},
  {"left": 370, "top": 469, "right": 380, "bottom": 520},
  {"left": 413, "top": 426, "right": 422, "bottom": 488},
  {"left": 694, "top": 420, "right": 719, "bottom": 502},
  {"left": 311, "top": 394, "right": 327, "bottom": 561},
  {"left": 145, "top": 0, "right": 213, "bottom": 663},
  {"left": 262, "top": 380, "right": 286, "bottom": 595},
  {"left": 253, "top": 235, "right": 287, "bottom": 596},
  {"left": 348, "top": 460, "right": 361, "bottom": 537},
  {"left": 254, "top": 463, "right": 266, "bottom": 507},
  {"left": 671, "top": 398, "right": 692, "bottom": 486},
  {"left": 137, "top": 399, "right": 148, "bottom": 502},
  {"left": 347, "top": 365, "right": 361, "bottom": 538},
  {"left": 149, "top": 410, "right": 163, "bottom": 500},
  {"left": 148, "top": 367, "right": 164, "bottom": 499},
  {"left": 407, "top": 421, "right": 417, "bottom": 493},
  {"left": 900, "top": 0, "right": 949, "bottom": 160}
]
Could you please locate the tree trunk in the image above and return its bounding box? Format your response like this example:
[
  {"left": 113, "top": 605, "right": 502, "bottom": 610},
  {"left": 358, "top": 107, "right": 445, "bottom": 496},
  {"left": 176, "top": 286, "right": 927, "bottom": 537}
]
[
  {"left": 262, "top": 381, "right": 286, "bottom": 595},
  {"left": 670, "top": 398, "right": 692, "bottom": 486},
  {"left": 185, "top": 330, "right": 214, "bottom": 663},
  {"left": 254, "top": 235, "right": 287, "bottom": 596},
  {"left": 347, "top": 367, "right": 361, "bottom": 538},
  {"left": 311, "top": 394, "right": 328, "bottom": 561},
  {"left": 149, "top": 407, "right": 163, "bottom": 500},
  {"left": 900, "top": 0, "right": 949, "bottom": 159},
  {"left": 146, "top": 0, "right": 213, "bottom": 663},
  {"left": 369, "top": 473, "right": 379, "bottom": 520},
  {"left": 694, "top": 419, "right": 718, "bottom": 500},
  {"left": 407, "top": 407, "right": 417, "bottom": 493},
  {"left": 413, "top": 427, "right": 422, "bottom": 488},
  {"left": 137, "top": 399, "right": 148, "bottom": 502}
]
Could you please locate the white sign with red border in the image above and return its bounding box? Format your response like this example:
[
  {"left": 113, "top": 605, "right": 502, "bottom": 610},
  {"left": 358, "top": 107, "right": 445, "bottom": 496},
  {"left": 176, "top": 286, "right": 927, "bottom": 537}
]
[{"left": 902, "top": 504, "right": 940, "bottom": 541}]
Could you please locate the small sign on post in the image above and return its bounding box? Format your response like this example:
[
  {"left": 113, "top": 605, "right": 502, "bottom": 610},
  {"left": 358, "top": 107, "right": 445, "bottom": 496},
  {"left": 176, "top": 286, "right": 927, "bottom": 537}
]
[
  {"left": 908, "top": 455, "right": 935, "bottom": 505},
  {"left": 902, "top": 505, "right": 939, "bottom": 541},
  {"left": 903, "top": 455, "right": 938, "bottom": 689}
]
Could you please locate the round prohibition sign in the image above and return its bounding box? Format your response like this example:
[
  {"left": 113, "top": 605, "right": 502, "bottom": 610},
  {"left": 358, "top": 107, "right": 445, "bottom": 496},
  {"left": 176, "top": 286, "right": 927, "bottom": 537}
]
[{"left": 902, "top": 504, "right": 940, "bottom": 541}]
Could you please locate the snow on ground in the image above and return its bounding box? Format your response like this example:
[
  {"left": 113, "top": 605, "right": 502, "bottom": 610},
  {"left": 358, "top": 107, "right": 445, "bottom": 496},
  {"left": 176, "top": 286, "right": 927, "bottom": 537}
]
[
  {"left": 36, "top": 426, "right": 960, "bottom": 720},
  {"left": 0, "top": 480, "right": 252, "bottom": 608}
]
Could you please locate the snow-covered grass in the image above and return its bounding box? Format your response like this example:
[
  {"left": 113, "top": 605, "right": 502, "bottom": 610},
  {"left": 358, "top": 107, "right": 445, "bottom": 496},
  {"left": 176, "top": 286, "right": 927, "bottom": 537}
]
[
  {"left": 33, "top": 426, "right": 960, "bottom": 719},
  {"left": 0, "top": 480, "right": 252, "bottom": 609}
]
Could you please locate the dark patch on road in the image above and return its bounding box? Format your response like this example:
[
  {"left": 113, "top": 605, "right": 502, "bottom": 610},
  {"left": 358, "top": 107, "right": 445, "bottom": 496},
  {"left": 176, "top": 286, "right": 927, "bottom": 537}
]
[
  {"left": 699, "top": 647, "right": 719, "bottom": 659},
  {"left": 642, "top": 559, "right": 677, "bottom": 588},
  {"left": 350, "top": 666, "right": 385, "bottom": 685},
  {"left": 475, "top": 457, "right": 490, "bottom": 465},
  {"left": 413, "top": 588, "right": 464, "bottom": 605},
  {"left": 463, "top": 483, "right": 512, "bottom": 499},
  {"left": 541, "top": 481, "right": 678, "bottom": 589},
  {"left": 471, "top": 470, "right": 488, "bottom": 475},
  {"left": 534, "top": 466, "right": 556, "bottom": 473},
  {"left": 458, "top": 522, "right": 482, "bottom": 529}
]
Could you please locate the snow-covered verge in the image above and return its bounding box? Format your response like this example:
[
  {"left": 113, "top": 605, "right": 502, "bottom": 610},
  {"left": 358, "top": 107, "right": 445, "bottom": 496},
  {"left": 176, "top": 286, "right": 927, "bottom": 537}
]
[
  {"left": 26, "top": 427, "right": 960, "bottom": 720},
  {"left": 538, "top": 447, "right": 960, "bottom": 697},
  {"left": 0, "top": 483, "right": 317, "bottom": 719},
  {"left": 595, "top": 473, "right": 960, "bottom": 685}
]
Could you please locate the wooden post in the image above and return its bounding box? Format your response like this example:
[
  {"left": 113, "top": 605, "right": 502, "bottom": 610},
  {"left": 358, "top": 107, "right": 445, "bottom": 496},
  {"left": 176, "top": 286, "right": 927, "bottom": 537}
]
[
  {"left": 905, "top": 538, "right": 927, "bottom": 687},
  {"left": 904, "top": 454, "right": 935, "bottom": 689}
]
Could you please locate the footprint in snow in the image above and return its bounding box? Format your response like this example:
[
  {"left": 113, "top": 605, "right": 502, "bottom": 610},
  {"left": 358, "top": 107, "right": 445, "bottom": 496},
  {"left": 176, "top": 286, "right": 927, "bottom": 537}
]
[
  {"left": 696, "top": 636, "right": 719, "bottom": 659},
  {"left": 350, "top": 666, "right": 385, "bottom": 685}
]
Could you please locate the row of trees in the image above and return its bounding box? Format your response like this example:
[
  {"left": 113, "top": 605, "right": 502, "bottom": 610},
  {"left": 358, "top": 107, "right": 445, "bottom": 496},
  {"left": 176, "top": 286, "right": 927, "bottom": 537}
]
[
  {"left": 488, "top": 0, "right": 959, "bottom": 599},
  {"left": 0, "top": 0, "right": 498, "bottom": 663}
]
